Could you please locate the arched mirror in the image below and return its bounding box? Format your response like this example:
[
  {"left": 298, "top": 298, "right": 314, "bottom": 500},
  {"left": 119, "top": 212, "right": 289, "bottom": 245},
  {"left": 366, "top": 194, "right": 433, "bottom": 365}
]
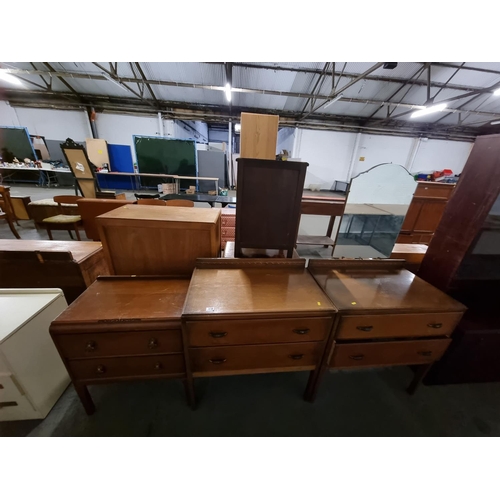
[{"left": 333, "top": 163, "right": 417, "bottom": 258}]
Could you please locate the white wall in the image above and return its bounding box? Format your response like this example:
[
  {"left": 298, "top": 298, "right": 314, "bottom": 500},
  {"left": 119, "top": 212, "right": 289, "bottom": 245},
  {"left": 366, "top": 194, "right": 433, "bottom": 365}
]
[
  {"left": 293, "top": 127, "right": 472, "bottom": 190},
  {"left": 0, "top": 101, "right": 20, "bottom": 126},
  {"left": 277, "top": 127, "right": 295, "bottom": 155}
]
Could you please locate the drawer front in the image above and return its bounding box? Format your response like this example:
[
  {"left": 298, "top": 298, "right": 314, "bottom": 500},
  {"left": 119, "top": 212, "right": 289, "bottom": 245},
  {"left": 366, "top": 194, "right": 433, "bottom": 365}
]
[
  {"left": 68, "top": 354, "right": 185, "bottom": 381},
  {"left": 190, "top": 342, "right": 323, "bottom": 375},
  {"left": 221, "top": 216, "right": 235, "bottom": 227},
  {"left": 186, "top": 317, "right": 332, "bottom": 347},
  {"left": 0, "top": 376, "right": 39, "bottom": 421},
  {"left": 55, "top": 330, "right": 183, "bottom": 359},
  {"left": 221, "top": 227, "right": 235, "bottom": 238},
  {"left": 336, "top": 312, "right": 462, "bottom": 340},
  {"left": 331, "top": 338, "right": 452, "bottom": 368}
]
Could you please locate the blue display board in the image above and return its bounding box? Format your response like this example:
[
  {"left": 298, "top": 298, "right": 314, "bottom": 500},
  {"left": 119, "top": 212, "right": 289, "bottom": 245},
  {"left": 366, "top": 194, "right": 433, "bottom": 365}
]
[{"left": 97, "top": 144, "right": 135, "bottom": 190}]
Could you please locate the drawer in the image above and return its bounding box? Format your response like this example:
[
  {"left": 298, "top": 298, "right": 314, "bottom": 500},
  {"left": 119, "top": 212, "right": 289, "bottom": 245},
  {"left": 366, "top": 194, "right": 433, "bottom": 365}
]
[
  {"left": 186, "top": 317, "right": 332, "bottom": 347},
  {"left": 55, "top": 330, "right": 183, "bottom": 359},
  {"left": 68, "top": 354, "right": 185, "bottom": 381},
  {"left": 221, "top": 227, "right": 235, "bottom": 238},
  {"left": 330, "top": 338, "right": 452, "bottom": 368},
  {"left": 0, "top": 376, "right": 39, "bottom": 421},
  {"left": 336, "top": 312, "right": 462, "bottom": 340},
  {"left": 221, "top": 217, "right": 235, "bottom": 227},
  {"left": 190, "top": 342, "right": 323, "bottom": 375}
]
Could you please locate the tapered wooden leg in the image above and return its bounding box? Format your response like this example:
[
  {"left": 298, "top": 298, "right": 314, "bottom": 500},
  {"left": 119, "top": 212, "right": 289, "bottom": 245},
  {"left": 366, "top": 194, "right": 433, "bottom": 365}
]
[
  {"left": 407, "top": 363, "right": 432, "bottom": 395},
  {"left": 304, "top": 365, "right": 328, "bottom": 403},
  {"left": 46, "top": 228, "right": 53, "bottom": 240},
  {"left": 183, "top": 378, "right": 196, "bottom": 410},
  {"left": 6, "top": 217, "right": 21, "bottom": 239},
  {"left": 68, "top": 230, "right": 74, "bottom": 240},
  {"left": 74, "top": 383, "right": 95, "bottom": 415},
  {"left": 74, "top": 225, "right": 81, "bottom": 241}
]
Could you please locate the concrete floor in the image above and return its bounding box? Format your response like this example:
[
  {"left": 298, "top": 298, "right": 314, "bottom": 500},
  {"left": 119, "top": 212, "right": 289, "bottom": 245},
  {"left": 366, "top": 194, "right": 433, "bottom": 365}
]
[{"left": 2, "top": 185, "right": 500, "bottom": 436}]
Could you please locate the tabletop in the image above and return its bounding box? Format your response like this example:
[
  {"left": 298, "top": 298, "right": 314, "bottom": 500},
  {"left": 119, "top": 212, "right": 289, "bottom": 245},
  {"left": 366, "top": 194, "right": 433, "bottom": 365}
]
[
  {"left": 0, "top": 240, "right": 103, "bottom": 263},
  {"left": 308, "top": 260, "right": 466, "bottom": 315},
  {"left": 183, "top": 266, "right": 336, "bottom": 319},
  {"left": 51, "top": 277, "right": 190, "bottom": 326},
  {"left": 96, "top": 204, "right": 221, "bottom": 223}
]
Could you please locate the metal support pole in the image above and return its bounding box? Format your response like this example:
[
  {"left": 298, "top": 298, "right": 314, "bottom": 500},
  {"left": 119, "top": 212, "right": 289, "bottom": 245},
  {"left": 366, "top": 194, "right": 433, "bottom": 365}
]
[
  {"left": 227, "top": 120, "right": 232, "bottom": 190},
  {"left": 158, "top": 112, "right": 164, "bottom": 136},
  {"left": 346, "top": 132, "right": 362, "bottom": 182},
  {"left": 87, "top": 107, "right": 98, "bottom": 138}
]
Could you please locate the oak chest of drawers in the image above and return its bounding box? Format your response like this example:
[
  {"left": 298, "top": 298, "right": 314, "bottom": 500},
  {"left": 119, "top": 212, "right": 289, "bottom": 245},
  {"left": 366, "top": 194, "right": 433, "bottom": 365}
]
[
  {"left": 50, "top": 276, "right": 191, "bottom": 414},
  {"left": 306, "top": 259, "right": 466, "bottom": 400},
  {"left": 182, "top": 259, "right": 336, "bottom": 405}
]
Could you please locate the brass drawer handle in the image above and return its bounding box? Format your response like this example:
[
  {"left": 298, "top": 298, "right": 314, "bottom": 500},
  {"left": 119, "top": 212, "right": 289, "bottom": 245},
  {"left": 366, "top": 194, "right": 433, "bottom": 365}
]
[
  {"left": 209, "top": 358, "right": 227, "bottom": 364},
  {"left": 96, "top": 365, "right": 106, "bottom": 374},
  {"left": 0, "top": 401, "right": 19, "bottom": 409},
  {"left": 209, "top": 331, "right": 228, "bottom": 338},
  {"left": 349, "top": 354, "right": 365, "bottom": 360},
  {"left": 427, "top": 323, "right": 443, "bottom": 329},
  {"left": 85, "top": 341, "right": 96, "bottom": 352},
  {"left": 149, "top": 338, "right": 158, "bottom": 349},
  {"left": 155, "top": 362, "right": 163, "bottom": 370},
  {"left": 418, "top": 351, "right": 433, "bottom": 356},
  {"left": 293, "top": 328, "right": 310, "bottom": 335},
  {"left": 289, "top": 354, "right": 304, "bottom": 360},
  {"left": 356, "top": 326, "right": 373, "bottom": 332}
]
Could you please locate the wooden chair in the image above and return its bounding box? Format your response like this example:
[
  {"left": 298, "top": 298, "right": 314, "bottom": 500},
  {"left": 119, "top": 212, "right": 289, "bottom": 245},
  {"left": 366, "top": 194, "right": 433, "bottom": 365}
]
[
  {"left": 137, "top": 199, "right": 167, "bottom": 206},
  {"left": 41, "top": 195, "right": 83, "bottom": 240},
  {"left": 165, "top": 199, "right": 194, "bottom": 207},
  {"left": 0, "top": 186, "right": 21, "bottom": 239}
]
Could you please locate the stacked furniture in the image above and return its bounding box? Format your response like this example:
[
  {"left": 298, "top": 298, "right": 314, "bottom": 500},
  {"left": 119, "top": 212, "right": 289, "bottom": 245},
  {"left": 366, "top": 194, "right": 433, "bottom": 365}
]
[
  {"left": 220, "top": 207, "right": 236, "bottom": 250},
  {"left": 0, "top": 288, "right": 70, "bottom": 421},
  {"left": 28, "top": 198, "right": 80, "bottom": 227},
  {"left": 390, "top": 243, "right": 428, "bottom": 273},
  {"left": 235, "top": 158, "right": 308, "bottom": 258},
  {"left": 305, "top": 259, "right": 466, "bottom": 400},
  {"left": 50, "top": 277, "right": 191, "bottom": 415},
  {"left": 397, "top": 181, "right": 455, "bottom": 244},
  {"left": 96, "top": 204, "right": 221, "bottom": 276},
  {"left": 0, "top": 240, "right": 109, "bottom": 303},
  {"left": 240, "top": 112, "right": 279, "bottom": 160}
]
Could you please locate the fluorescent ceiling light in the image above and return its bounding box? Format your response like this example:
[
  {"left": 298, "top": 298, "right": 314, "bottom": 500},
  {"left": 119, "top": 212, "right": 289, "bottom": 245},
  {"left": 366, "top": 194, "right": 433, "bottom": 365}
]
[
  {"left": 225, "top": 83, "right": 232, "bottom": 102},
  {"left": 491, "top": 120, "right": 500, "bottom": 125},
  {"left": 323, "top": 93, "right": 344, "bottom": 109},
  {"left": 234, "top": 123, "right": 241, "bottom": 132},
  {"left": 410, "top": 103, "right": 448, "bottom": 118},
  {"left": 0, "top": 69, "right": 23, "bottom": 86},
  {"left": 494, "top": 88, "right": 500, "bottom": 96}
]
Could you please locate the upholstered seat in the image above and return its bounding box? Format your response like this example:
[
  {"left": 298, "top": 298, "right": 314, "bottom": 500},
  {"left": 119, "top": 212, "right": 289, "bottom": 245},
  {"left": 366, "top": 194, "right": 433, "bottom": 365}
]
[{"left": 42, "top": 214, "right": 82, "bottom": 224}]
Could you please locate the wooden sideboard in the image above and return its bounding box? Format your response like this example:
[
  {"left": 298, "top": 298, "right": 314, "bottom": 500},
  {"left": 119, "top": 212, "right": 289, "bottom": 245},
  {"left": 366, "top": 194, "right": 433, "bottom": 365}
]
[
  {"left": 305, "top": 259, "right": 466, "bottom": 401},
  {"left": 397, "top": 182, "right": 455, "bottom": 244},
  {"left": 49, "top": 276, "right": 192, "bottom": 414},
  {"left": 182, "top": 259, "right": 336, "bottom": 406},
  {"left": 96, "top": 204, "right": 221, "bottom": 276},
  {"left": 0, "top": 240, "right": 109, "bottom": 303}
]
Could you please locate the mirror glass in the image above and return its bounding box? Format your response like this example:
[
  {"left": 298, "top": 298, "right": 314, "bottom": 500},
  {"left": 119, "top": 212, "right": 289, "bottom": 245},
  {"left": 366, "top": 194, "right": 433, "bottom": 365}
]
[{"left": 333, "top": 163, "right": 417, "bottom": 258}]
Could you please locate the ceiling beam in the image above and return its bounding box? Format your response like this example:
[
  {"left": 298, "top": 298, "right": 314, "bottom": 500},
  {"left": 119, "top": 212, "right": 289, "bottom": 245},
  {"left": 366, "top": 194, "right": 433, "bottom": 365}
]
[
  {"left": 134, "top": 62, "right": 159, "bottom": 104},
  {"left": 428, "top": 62, "right": 500, "bottom": 76},
  {"left": 43, "top": 62, "right": 80, "bottom": 97}
]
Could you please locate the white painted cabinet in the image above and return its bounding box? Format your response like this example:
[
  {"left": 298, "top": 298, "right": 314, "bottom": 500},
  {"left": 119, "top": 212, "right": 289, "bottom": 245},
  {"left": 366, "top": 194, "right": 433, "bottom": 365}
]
[{"left": 0, "top": 289, "right": 70, "bottom": 421}]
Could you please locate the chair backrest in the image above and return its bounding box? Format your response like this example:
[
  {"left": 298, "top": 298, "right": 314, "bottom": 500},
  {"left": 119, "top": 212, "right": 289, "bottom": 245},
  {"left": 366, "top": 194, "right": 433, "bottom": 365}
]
[
  {"left": 77, "top": 198, "right": 135, "bottom": 240},
  {"left": 165, "top": 199, "right": 194, "bottom": 207},
  {"left": 0, "top": 185, "right": 15, "bottom": 218},
  {"left": 137, "top": 199, "right": 167, "bottom": 206},
  {"left": 54, "top": 195, "right": 82, "bottom": 215}
]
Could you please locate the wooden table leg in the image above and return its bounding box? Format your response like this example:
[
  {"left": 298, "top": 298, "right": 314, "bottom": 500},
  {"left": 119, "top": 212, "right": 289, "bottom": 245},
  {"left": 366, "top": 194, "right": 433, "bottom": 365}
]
[
  {"left": 325, "top": 215, "right": 335, "bottom": 248},
  {"left": 74, "top": 383, "right": 96, "bottom": 415},
  {"left": 304, "top": 364, "right": 329, "bottom": 403},
  {"left": 407, "top": 363, "right": 432, "bottom": 395}
]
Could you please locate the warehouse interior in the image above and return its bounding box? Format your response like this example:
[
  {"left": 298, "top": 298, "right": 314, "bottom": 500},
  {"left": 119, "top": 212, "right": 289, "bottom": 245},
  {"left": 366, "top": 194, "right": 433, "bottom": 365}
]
[{"left": 1, "top": 59, "right": 500, "bottom": 446}]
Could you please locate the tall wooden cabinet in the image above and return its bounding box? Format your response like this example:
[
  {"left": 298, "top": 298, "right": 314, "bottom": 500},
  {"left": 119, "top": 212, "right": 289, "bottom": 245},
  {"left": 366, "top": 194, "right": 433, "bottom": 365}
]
[
  {"left": 397, "top": 182, "right": 455, "bottom": 244},
  {"left": 234, "top": 158, "right": 308, "bottom": 258}
]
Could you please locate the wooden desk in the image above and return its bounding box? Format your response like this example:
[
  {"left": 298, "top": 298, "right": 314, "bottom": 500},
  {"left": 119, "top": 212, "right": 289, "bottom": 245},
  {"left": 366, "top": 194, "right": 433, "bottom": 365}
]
[
  {"left": 50, "top": 276, "right": 192, "bottom": 414},
  {"left": 182, "top": 259, "right": 336, "bottom": 406},
  {"left": 96, "top": 204, "right": 221, "bottom": 276},
  {"left": 305, "top": 259, "right": 466, "bottom": 401},
  {"left": 297, "top": 197, "right": 346, "bottom": 254},
  {"left": 0, "top": 240, "right": 108, "bottom": 303}
]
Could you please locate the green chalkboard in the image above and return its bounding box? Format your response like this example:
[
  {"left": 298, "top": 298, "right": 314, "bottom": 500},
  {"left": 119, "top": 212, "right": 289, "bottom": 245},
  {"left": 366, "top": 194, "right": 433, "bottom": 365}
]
[
  {"left": 0, "top": 127, "right": 37, "bottom": 162},
  {"left": 134, "top": 136, "right": 197, "bottom": 190}
]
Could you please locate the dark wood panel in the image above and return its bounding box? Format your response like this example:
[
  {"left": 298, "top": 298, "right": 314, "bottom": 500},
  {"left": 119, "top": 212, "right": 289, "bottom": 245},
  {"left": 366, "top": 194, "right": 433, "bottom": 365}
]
[{"left": 418, "top": 135, "right": 500, "bottom": 291}]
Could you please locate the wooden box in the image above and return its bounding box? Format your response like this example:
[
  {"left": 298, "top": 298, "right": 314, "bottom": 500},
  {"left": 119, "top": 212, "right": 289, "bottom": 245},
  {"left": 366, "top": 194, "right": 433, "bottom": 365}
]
[
  {"left": 50, "top": 276, "right": 191, "bottom": 414},
  {"left": 96, "top": 205, "right": 221, "bottom": 276},
  {"left": 235, "top": 158, "right": 308, "bottom": 257}
]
